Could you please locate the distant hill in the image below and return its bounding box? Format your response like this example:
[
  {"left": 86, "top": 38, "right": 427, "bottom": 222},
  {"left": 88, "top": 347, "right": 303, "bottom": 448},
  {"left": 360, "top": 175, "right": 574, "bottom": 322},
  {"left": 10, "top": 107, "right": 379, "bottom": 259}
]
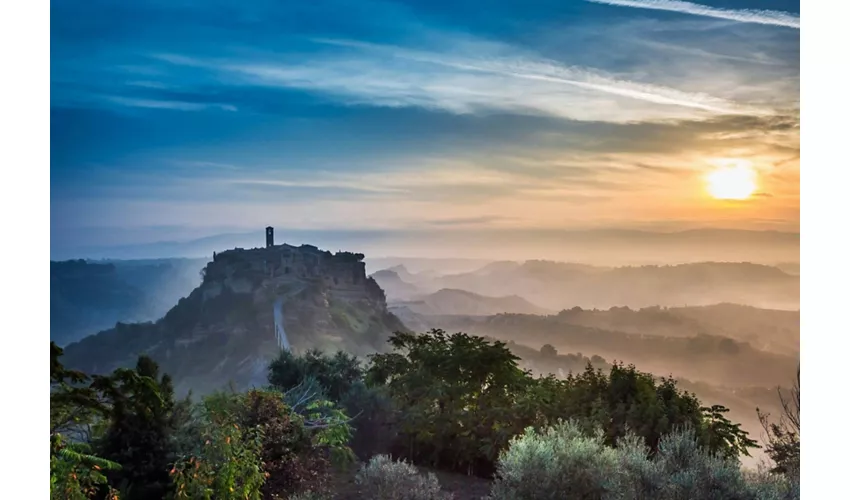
[
  {"left": 414, "top": 311, "right": 798, "bottom": 389},
  {"left": 51, "top": 258, "right": 206, "bottom": 345},
  {"left": 539, "top": 303, "right": 799, "bottom": 356},
  {"left": 370, "top": 269, "right": 423, "bottom": 300},
  {"left": 393, "top": 288, "right": 552, "bottom": 316},
  {"left": 775, "top": 262, "right": 800, "bottom": 275},
  {"left": 60, "top": 244, "right": 406, "bottom": 396},
  {"left": 406, "top": 261, "right": 799, "bottom": 311}
]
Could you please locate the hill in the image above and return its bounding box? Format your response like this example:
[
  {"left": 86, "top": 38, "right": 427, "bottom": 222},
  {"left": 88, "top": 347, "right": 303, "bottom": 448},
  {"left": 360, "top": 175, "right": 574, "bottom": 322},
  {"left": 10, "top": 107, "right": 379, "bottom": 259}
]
[
  {"left": 60, "top": 243, "right": 406, "bottom": 396},
  {"left": 421, "top": 312, "right": 797, "bottom": 389},
  {"left": 369, "top": 269, "right": 423, "bottom": 300},
  {"left": 392, "top": 288, "right": 552, "bottom": 316},
  {"left": 408, "top": 261, "right": 799, "bottom": 310},
  {"left": 51, "top": 258, "right": 206, "bottom": 345}
]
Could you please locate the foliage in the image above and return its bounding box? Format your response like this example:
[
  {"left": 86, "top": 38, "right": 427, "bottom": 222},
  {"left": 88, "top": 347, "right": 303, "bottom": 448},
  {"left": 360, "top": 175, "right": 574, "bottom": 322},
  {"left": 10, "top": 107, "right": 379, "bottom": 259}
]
[
  {"left": 170, "top": 406, "right": 265, "bottom": 500},
  {"left": 50, "top": 342, "right": 107, "bottom": 438},
  {"left": 366, "top": 330, "right": 757, "bottom": 477},
  {"left": 286, "top": 492, "right": 332, "bottom": 500},
  {"left": 757, "top": 368, "right": 800, "bottom": 476},
  {"left": 489, "top": 421, "right": 620, "bottom": 500},
  {"left": 241, "top": 389, "right": 332, "bottom": 497},
  {"left": 269, "top": 349, "right": 364, "bottom": 403},
  {"left": 51, "top": 342, "right": 121, "bottom": 499},
  {"left": 50, "top": 432, "right": 122, "bottom": 500},
  {"left": 489, "top": 421, "right": 799, "bottom": 500},
  {"left": 339, "top": 379, "right": 397, "bottom": 459},
  {"left": 187, "top": 387, "right": 354, "bottom": 498},
  {"left": 355, "top": 455, "right": 454, "bottom": 500},
  {"left": 269, "top": 348, "right": 391, "bottom": 459},
  {"left": 367, "top": 329, "right": 532, "bottom": 475},
  {"left": 92, "top": 355, "right": 181, "bottom": 500}
]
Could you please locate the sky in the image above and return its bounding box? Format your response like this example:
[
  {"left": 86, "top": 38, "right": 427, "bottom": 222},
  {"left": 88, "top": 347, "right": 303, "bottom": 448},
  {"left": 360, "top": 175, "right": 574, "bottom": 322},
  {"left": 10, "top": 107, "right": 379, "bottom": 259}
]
[{"left": 51, "top": 0, "right": 800, "bottom": 259}]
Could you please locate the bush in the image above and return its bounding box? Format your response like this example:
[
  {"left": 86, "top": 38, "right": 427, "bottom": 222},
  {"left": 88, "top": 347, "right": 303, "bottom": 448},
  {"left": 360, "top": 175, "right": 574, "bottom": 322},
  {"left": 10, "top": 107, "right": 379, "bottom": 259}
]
[
  {"left": 489, "top": 422, "right": 800, "bottom": 500},
  {"left": 178, "top": 389, "right": 343, "bottom": 499},
  {"left": 240, "top": 389, "right": 331, "bottom": 497},
  {"left": 355, "top": 455, "right": 453, "bottom": 500},
  {"left": 170, "top": 418, "right": 265, "bottom": 500},
  {"left": 489, "top": 420, "right": 620, "bottom": 500},
  {"left": 652, "top": 427, "right": 752, "bottom": 499}
]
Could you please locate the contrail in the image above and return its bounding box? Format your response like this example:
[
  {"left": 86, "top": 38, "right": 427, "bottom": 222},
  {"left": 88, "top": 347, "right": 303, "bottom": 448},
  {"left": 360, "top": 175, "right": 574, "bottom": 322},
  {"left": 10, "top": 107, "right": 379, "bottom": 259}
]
[{"left": 585, "top": 0, "right": 800, "bottom": 29}]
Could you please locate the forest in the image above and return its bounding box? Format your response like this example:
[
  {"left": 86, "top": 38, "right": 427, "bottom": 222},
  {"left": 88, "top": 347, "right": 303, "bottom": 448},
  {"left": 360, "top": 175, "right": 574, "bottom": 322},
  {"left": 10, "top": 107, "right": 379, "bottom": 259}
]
[{"left": 51, "top": 329, "right": 799, "bottom": 500}]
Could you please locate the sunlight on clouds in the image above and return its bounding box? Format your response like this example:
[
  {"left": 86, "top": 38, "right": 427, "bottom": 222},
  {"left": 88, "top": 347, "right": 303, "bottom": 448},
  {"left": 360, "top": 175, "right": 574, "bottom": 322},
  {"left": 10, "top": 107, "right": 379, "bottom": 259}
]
[{"left": 152, "top": 31, "right": 780, "bottom": 125}]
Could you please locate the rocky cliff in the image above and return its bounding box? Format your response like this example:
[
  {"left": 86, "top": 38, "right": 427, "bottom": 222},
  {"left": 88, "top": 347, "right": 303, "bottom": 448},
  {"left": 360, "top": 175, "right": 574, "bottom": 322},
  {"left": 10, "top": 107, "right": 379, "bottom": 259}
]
[{"left": 61, "top": 243, "right": 407, "bottom": 396}]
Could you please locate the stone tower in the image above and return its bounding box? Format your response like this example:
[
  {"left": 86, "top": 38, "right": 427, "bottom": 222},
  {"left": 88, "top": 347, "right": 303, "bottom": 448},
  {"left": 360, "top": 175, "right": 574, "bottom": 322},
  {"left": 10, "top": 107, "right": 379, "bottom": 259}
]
[{"left": 265, "top": 226, "right": 274, "bottom": 248}]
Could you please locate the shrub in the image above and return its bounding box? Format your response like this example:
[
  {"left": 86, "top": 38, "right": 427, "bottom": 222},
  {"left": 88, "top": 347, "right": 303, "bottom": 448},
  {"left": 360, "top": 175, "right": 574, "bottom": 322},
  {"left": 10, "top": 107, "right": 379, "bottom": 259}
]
[
  {"left": 652, "top": 427, "right": 753, "bottom": 500},
  {"left": 241, "top": 389, "right": 330, "bottom": 497},
  {"left": 170, "top": 420, "right": 265, "bottom": 500},
  {"left": 355, "top": 455, "right": 453, "bottom": 500},
  {"left": 286, "top": 492, "right": 331, "bottom": 500},
  {"left": 50, "top": 433, "right": 122, "bottom": 500},
  {"left": 743, "top": 469, "right": 800, "bottom": 500},
  {"left": 178, "top": 389, "right": 343, "bottom": 499},
  {"left": 489, "top": 420, "right": 620, "bottom": 500},
  {"left": 490, "top": 423, "right": 797, "bottom": 500},
  {"left": 611, "top": 433, "right": 666, "bottom": 500}
]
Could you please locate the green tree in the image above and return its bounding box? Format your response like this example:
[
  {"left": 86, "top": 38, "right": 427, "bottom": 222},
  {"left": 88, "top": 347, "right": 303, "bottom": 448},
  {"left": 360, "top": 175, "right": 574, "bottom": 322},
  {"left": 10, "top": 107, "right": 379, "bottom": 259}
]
[
  {"left": 269, "top": 348, "right": 364, "bottom": 402},
  {"left": 170, "top": 399, "right": 265, "bottom": 500},
  {"left": 50, "top": 342, "right": 107, "bottom": 437},
  {"left": 93, "top": 356, "right": 179, "bottom": 500},
  {"left": 367, "top": 329, "right": 534, "bottom": 475},
  {"left": 50, "top": 342, "right": 121, "bottom": 499},
  {"left": 366, "top": 330, "right": 758, "bottom": 477},
  {"left": 51, "top": 433, "right": 122, "bottom": 500}
]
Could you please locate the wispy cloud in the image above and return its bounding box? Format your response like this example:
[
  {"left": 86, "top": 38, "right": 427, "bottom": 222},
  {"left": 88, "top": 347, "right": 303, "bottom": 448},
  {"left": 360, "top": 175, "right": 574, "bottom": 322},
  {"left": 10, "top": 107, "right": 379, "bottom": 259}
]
[
  {"left": 310, "top": 38, "right": 771, "bottom": 115},
  {"left": 153, "top": 35, "right": 772, "bottom": 124},
  {"left": 585, "top": 0, "right": 800, "bottom": 29},
  {"left": 105, "top": 96, "right": 238, "bottom": 112}
]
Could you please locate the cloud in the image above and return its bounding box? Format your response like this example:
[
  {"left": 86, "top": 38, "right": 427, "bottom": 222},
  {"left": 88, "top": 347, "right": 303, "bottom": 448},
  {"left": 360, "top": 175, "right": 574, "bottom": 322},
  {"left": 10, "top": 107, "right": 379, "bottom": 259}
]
[
  {"left": 425, "top": 215, "right": 514, "bottom": 227},
  {"left": 105, "top": 96, "right": 237, "bottom": 112},
  {"left": 585, "top": 0, "right": 799, "bottom": 29},
  {"left": 153, "top": 36, "right": 773, "bottom": 125}
]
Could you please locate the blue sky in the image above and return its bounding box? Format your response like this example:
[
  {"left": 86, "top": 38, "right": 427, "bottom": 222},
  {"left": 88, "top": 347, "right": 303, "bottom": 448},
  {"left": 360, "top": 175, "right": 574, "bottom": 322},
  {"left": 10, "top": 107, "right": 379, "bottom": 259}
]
[{"left": 51, "top": 0, "right": 800, "bottom": 258}]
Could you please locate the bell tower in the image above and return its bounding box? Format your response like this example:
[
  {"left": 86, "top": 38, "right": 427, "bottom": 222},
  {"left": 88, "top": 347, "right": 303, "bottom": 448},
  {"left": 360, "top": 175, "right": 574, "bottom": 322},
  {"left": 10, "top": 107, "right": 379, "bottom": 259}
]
[{"left": 265, "top": 226, "right": 274, "bottom": 248}]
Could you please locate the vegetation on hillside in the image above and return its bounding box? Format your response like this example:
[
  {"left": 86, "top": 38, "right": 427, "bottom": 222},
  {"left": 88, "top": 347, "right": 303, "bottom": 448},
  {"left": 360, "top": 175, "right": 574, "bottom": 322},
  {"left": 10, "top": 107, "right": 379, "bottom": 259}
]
[
  {"left": 50, "top": 329, "right": 799, "bottom": 499},
  {"left": 51, "top": 259, "right": 204, "bottom": 346}
]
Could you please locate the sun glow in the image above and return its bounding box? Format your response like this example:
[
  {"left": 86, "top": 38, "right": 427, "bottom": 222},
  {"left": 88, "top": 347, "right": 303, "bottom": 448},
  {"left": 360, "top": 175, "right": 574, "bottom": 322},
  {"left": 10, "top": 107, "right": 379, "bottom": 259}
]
[{"left": 705, "top": 162, "right": 758, "bottom": 200}]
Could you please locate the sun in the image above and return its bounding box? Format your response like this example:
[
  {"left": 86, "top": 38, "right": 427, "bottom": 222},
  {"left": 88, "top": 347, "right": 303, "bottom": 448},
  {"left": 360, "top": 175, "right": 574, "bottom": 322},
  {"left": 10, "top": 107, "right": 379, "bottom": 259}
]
[{"left": 705, "top": 163, "right": 757, "bottom": 200}]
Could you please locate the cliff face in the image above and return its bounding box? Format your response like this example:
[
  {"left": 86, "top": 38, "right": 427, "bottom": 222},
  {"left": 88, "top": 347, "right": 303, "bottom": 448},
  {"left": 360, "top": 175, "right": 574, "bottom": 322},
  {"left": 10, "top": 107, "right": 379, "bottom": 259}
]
[{"left": 61, "top": 244, "right": 406, "bottom": 396}]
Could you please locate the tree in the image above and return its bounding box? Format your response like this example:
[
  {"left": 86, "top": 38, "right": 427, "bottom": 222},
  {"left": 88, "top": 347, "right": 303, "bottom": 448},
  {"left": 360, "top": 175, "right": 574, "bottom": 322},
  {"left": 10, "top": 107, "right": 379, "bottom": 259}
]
[
  {"left": 50, "top": 342, "right": 107, "bottom": 438},
  {"left": 50, "top": 342, "right": 121, "bottom": 499},
  {"left": 269, "top": 349, "right": 364, "bottom": 402},
  {"left": 757, "top": 367, "right": 800, "bottom": 475},
  {"left": 93, "top": 356, "right": 179, "bottom": 500},
  {"left": 366, "top": 331, "right": 759, "bottom": 477},
  {"left": 540, "top": 344, "right": 558, "bottom": 358},
  {"left": 367, "top": 329, "right": 532, "bottom": 475}
]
